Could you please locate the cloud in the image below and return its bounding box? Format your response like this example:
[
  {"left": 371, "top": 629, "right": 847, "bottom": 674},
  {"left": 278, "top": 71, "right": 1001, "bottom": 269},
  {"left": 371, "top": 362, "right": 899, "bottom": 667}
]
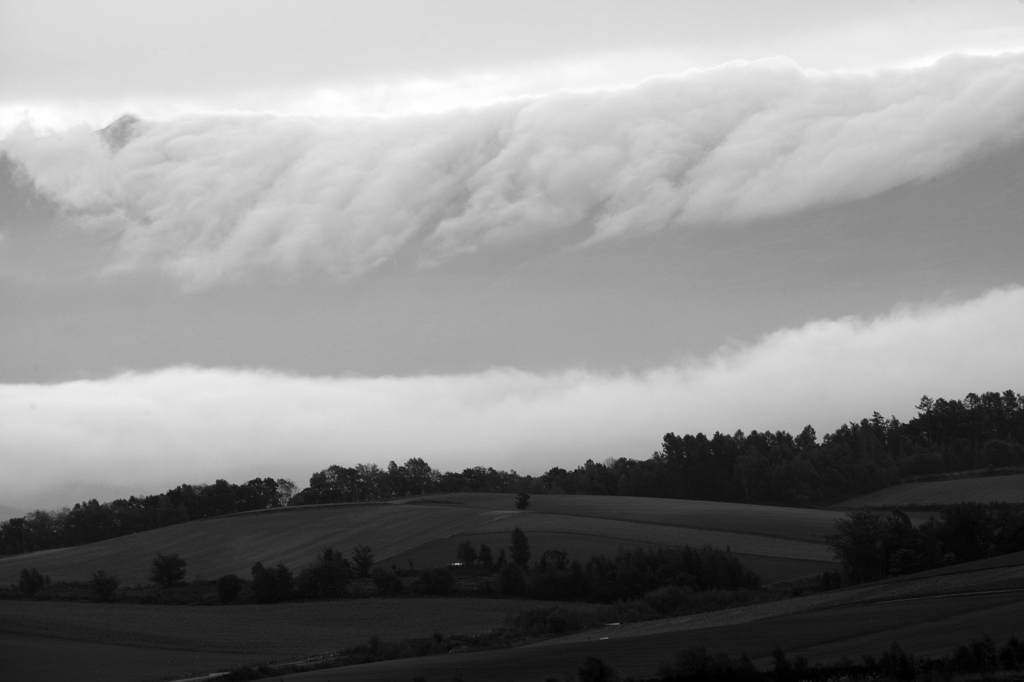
[
  {"left": 3, "top": 53, "right": 1024, "bottom": 287},
  {"left": 2, "top": 285, "right": 1023, "bottom": 510}
]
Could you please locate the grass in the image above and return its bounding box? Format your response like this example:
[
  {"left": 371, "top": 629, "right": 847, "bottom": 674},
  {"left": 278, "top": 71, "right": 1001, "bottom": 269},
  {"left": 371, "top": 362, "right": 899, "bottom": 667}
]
[
  {"left": 0, "top": 596, "right": 561, "bottom": 658},
  {"left": 0, "top": 493, "right": 839, "bottom": 586},
  {"left": 3, "top": 492, "right": 1023, "bottom": 682},
  {"left": 835, "top": 473, "right": 1024, "bottom": 508}
]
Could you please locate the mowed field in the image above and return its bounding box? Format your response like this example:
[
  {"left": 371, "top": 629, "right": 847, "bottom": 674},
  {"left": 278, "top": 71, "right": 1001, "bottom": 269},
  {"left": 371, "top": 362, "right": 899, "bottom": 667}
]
[
  {"left": 0, "top": 493, "right": 841, "bottom": 587},
  {"left": 835, "top": 472, "right": 1024, "bottom": 508},
  {"left": 274, "top": 553, "right": 1024, "bottom": 682}
]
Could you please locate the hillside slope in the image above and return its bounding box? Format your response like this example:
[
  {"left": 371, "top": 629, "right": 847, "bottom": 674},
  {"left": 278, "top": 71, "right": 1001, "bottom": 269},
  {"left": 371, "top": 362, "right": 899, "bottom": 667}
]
[
  {"left": 0, "top": 493, "right": 840, "bottom": 586},
  {"left": 835, "top": 473, "right": 1024, "bottom": 508}
]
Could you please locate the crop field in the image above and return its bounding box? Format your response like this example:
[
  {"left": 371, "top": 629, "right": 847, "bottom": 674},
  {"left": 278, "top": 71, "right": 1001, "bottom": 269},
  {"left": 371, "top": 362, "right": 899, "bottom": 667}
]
[
  {"left": 409, "top": 492, "right": 846, "bottom": 542},
  {"left": 0, "top": 502, "right": 493, "bottom": 585},
  {"left": 0, "top": 494, "right": 839, "bottom": 586},
  {"left": 274, "top": 555, "right": 1024, "bottom": 681},
  {"left": 0, "top": 597, "right": 554, "bottom": 657},
  {"left": 835, "top": 472, "right": 1024, "bottom": 508}
]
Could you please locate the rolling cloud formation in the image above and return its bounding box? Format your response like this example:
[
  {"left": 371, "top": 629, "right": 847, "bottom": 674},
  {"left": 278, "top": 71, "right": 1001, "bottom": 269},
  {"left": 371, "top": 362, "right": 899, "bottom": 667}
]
[
  {"left": 3, "top": 53, "right": 1024, "bottom": 286},
  {"left": 3, "top": 287, "right": 1023, "bottom": 509}
]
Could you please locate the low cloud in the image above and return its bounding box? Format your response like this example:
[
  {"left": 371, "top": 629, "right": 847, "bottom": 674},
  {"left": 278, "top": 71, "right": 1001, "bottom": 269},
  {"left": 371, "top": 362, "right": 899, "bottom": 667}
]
[
  {"left": 3, "top": 53, "right": 1024, "bottom": 287},
  {"left": 3, "top": 286, "right": 1023, "bottom": 510}
]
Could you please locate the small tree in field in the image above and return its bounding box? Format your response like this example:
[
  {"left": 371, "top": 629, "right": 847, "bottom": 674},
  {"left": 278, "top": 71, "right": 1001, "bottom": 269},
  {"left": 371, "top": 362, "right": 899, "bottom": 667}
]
[
  {"left": 150, "top": 553, "right": 187, "bottom": 587},
  {"left": 351, "top": 544, "right": 374, "bottom": 578},
  {"left": 515, "top": 492, "right": 531, "bottom": 510},
  {"left": 91, "top": 570, "right": 119, "bottom": 601},
  {"left": 217, "top": 574, "right": 242, "bottom": 603},
  {"left": 456, "top": 540, "right": 478, "bottom": 566},
  {"left": 478, "top": 543, "right": 494, "bottom": 571},
  {"left": 18, "top": 568, "right": 49, "bottom": 597},
  {"left": 510, "top": 527, "right": 531, "bottom": 569}
]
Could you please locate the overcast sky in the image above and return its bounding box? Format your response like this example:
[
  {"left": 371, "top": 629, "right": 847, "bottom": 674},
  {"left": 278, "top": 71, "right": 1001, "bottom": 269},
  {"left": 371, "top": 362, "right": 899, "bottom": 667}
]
[{"left": 2, "top": 0, "right": 1024, "bottom": 511}]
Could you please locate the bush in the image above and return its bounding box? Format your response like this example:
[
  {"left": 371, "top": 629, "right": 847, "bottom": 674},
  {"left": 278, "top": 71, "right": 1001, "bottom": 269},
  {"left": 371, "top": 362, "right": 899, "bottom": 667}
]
[
  {"left": 371, "top": 567, "right": 404, "bottom": 595},
  {"left": 251, "top": 561, "right": 293, "bottom": 603},
  {"left": 515, "top": 492, "right": 531, "bottom": 510},
  {"left": 577, "top": 655, "right": 617, "bottom": 682},
  {"left": 496, "top": 563, "right": 527, "bottom": 596},
  {"left": 351, "top": 544, "right": 374, "bottom": 578},
  {"left": 217, "top": 574, "right": 242, "bottom": 603},
  {"left": 295, "top": 547, "right": 351, "bottom": 599},
  {"left": 478, "top": 543, "right": 494, "bottom": 570},
  {"left": 150, "top": 553, "right": 187, "bottom": 587},
  {"left": 414, "top": 566, "right": 455, "bottom": 595},
  {"left": 18, "top": 568, "right": 49, "bottom": 597},
  {"left": 456, "top": 540, "right": 478, "bottom": 566},
  {"left": 91, "top": 570, "right": 119, "bottom": 601},
  {"left": 509, "top": 527, "right": 530, "bottom": 569}
]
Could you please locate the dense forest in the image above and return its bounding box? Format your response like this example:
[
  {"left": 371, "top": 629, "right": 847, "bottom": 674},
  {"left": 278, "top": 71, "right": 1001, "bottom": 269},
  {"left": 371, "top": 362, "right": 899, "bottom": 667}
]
[{"left": 2, "top": 390, "right": 1023, "bottom": 555}]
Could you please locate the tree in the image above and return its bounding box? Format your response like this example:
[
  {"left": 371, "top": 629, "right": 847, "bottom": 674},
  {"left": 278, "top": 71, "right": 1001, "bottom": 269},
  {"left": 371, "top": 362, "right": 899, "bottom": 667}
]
[
  {"left": 415, "top": 566, "right": 455, "bottom": 595},
  {"left": 456, "top": 540, "right": 478, "bottom": 566},
  {"left": 515, "top": 492, "right": 531, "bottom": 510},
  {"left": 478, "top": 543, "right": 494, "bottom": 570},
  {"left": 150, "top": 552, "right": 187, "bottom": 587},
  {"left": 251, "top": 561, "right": 294, "bottom": 603},
  {"left": 578, "top": 655, "right": 619, "bottom": 682},
  {"left": 510, "top": 527, "right": 531, "bottom": 569},
  {"left": 18, "top": 568, "right": 49, "bottom": 596},
  {"left": 371, "top": 567, "right": 404, "bottom": 595},
  {"left": 217, "top": 574, "right": 242, "bottom": 603},
  {"left": 496, "top": 563, "right": 527, "bottom": 596},
  {"left": 351, "top": 544, "right": 374, "bottom": 578},
  {"left": 295, "top": 547, "right": 351, "bottom": 599},
  {"left": 91, "top": 570, "right": 119, "bottom": 601}
]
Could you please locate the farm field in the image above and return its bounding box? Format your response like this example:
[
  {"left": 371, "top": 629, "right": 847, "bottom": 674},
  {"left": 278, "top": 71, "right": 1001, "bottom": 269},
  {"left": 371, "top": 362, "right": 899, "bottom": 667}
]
[
  {"left": 0, "top": 597, "right": 557, "bottom": 658},
  {"left": 409, "top": 492, "right": 845, "bottom": 542},
  {"left": 0, "top": 493, "right": 838, "bottom": 587},
  {"left": 276, "top": 554, "right": 1024, "bottom": 681},
  {"left": 1, "top": 494, "right": 1021, "bottom": 681},
  {"left": 834, "top": 472, "right": 1024, "bottom": 508}
]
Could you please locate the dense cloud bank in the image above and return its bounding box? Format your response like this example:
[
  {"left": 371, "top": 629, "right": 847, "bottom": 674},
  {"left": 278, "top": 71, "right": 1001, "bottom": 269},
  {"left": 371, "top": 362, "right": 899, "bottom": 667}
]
[
  {"left": 2, "top": 286, "right": 1023, "bottom": 509},
  {"left": 3, "top": 54, "right": 1024, "bottom": 286}
]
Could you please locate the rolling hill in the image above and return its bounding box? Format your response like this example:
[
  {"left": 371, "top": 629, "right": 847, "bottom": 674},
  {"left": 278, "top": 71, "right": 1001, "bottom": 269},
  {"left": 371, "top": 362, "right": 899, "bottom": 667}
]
[
  {"left": 0, "top": 493, "right": 842, "bottom": 587},
  {"left": 835, "top": 472, "right": 1024, "bottom": 509}
]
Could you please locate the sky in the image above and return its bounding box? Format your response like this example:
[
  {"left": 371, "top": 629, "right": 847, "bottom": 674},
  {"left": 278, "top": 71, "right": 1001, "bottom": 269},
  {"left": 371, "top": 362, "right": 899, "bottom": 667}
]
[{"left": 2, "top": 0, "right": 1024, "bottom": 511}]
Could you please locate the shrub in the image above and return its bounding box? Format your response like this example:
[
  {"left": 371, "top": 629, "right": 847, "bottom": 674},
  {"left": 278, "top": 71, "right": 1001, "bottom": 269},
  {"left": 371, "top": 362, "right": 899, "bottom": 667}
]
[
  {"left": 251, "top": 561, "right": 293, "bottom": 603},
  {"left": 414, "top": 566, "right": 455, "bottom": 595},
  {"left": 150, "top": 552, "right": 187, "bottom": 587},
  {"left": 351, "top": 544, "right": 374, "bottom": 578},
  {"left": 478, "top": 543, "right": 494, "bottom": 570},
  {"left": 371, "top": 567, "right": 403, "bottom": 595},
  {"left": 18, "top": 568, "right": 49, "bottom": 597},
  {"left": 217, "top": 574, "right": 242, "bottom": 603},
  {"left": 91, "top": 570, "right": 119, "bottom": 601},
  {"left": 577, "top": 655, "right": 617, "bottom": 682},
  {"left": 515, "top": 492, "right": 531, "bottom": 510},
  {"left": 456, "top": 540, "right": 478, "bottom": 566},
  {"left": 496, "top": 563, "right": 527, "bottom": 596},
  {"left": 295, "top": 547, "right": 351, "bottom": 599},
  {"left": 509, "top": 527, "right": 530, "bottom": 569}
]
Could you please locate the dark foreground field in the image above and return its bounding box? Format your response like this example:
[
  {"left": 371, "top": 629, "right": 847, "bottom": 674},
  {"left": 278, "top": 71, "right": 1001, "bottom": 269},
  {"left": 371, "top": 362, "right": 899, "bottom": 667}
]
[
  {"left": 2, "top": 493, "right": 1022, "bottom": 681},
  {"left": 2, "top": 551, "right": 1022, "bottom": 681}
]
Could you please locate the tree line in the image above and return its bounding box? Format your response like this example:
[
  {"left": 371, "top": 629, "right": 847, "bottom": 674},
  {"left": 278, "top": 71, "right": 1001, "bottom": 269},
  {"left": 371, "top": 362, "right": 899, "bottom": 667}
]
[
  {"left": 3, "top": 389, "right": 1023, "bottom": 556},
  {"left": 827, "top": 501, "right": 1024, "bottom": 584}
]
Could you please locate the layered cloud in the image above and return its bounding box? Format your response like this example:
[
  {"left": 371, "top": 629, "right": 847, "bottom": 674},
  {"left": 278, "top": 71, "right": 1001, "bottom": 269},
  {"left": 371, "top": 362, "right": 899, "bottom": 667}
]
[
  {"left": 3, "top": 286, "right": 1023, "bottom": 510},
  {"left": 3, "top": 53, "right": 1024, "bottom": 287}
]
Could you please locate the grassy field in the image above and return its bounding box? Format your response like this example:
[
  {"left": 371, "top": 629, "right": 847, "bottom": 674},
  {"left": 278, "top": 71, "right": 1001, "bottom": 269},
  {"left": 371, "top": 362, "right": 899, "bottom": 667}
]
[
  {"left": 835, "top": 473, "right": 1024, "bottom": 508},
  {"left": 2, "top": 493, "right": 1022, "bottom": 682},
  {"left": 243, "top": 552, "right": 1024, "bottom": 682},
  {"left": 0, "top": 597, "right": 558, "bottom": 657},
  {"left": 0, "top": 493, "right": 838, "bottom": 587}
]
